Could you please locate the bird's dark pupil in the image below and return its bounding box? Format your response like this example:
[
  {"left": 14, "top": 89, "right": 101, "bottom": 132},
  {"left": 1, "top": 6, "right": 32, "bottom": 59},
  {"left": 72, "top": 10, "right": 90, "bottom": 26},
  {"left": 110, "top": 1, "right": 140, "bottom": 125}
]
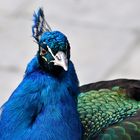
[
  {"left": 41, "top": 48, "right": 47, "bottom": 55},
  {"left": 42, "top": 49, "right": 46, "bottom": 54}
]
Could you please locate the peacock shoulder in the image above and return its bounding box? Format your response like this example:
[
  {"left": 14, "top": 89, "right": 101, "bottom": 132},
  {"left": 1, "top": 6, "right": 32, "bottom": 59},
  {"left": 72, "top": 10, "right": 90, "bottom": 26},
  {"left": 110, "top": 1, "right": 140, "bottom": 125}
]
[{"left": 78, "top": 87, "right": 140, "bottom": 139}]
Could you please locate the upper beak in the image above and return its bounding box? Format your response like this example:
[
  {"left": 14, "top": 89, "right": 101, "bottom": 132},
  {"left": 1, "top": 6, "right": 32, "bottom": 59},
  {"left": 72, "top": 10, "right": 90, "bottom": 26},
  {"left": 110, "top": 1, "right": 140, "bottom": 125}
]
[
  {"left": 52, "top": 51, "right": 68, "bottom": 71},
  {"left": 46, "top": 46, "right": 68, "bottom": 71}
]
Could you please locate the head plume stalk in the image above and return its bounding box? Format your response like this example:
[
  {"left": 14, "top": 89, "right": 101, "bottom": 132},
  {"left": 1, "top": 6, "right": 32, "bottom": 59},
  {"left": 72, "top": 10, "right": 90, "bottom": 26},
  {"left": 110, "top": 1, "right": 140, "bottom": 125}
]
[{"left": 32, "top": 7, "right": 52, "bottom": 42}]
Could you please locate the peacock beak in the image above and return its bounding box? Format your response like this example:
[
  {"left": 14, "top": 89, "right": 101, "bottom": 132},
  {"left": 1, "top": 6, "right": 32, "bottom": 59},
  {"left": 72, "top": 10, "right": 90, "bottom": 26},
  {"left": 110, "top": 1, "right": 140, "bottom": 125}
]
[
  {"left": 53, "top": 51, "right": 68, "bottom": 71},
  {"left": 47, "top": 46, "right": 68, "bottom": 71}
]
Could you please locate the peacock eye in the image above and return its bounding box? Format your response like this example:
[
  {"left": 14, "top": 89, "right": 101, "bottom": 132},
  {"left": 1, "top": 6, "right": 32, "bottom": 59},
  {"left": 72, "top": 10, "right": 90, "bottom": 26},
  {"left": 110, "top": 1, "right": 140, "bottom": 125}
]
[{"left": 40, "top": 47, "right": 48, "bottom": 55}]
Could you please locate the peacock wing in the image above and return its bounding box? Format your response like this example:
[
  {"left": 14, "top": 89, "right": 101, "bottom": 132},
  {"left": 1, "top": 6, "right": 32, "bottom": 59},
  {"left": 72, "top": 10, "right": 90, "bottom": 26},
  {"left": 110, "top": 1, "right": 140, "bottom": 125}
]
[
  {"left": 78, "top": 79, "right": 140, "bottom": 140},
  {"left": 94, "top": 111, "right": 140, "bottom": 140}
]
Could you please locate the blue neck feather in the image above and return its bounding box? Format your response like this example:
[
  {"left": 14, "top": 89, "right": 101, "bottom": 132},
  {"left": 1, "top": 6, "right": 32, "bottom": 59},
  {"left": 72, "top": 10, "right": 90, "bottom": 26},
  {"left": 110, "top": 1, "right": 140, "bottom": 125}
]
[{"left": 0, "top": 57, "right": 82, "bottom": 140}]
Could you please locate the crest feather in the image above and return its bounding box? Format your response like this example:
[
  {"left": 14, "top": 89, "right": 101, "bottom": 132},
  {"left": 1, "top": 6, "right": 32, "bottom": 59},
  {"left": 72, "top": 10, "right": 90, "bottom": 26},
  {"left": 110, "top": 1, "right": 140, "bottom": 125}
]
[{"left": 32, "top": 8, "right": 51, "bottom": 42}]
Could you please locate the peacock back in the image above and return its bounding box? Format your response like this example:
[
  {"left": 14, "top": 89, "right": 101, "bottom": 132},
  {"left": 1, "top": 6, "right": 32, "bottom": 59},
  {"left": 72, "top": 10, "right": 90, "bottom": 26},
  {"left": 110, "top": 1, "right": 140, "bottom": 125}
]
[{"left": 78, "top": 79, "right": 140, "bottom": 140}]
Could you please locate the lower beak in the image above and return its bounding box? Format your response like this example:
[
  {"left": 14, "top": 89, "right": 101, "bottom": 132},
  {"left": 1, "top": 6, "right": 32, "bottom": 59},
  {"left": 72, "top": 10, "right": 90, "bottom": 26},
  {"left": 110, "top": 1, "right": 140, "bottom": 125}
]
[{"left": 52, "top": 51, "right": 68, "bottom": 71}]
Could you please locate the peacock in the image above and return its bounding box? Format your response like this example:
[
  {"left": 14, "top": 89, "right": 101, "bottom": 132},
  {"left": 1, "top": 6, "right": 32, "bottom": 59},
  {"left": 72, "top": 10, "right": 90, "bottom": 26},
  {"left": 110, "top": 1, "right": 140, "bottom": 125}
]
[{"left": 0, "top": 8, "right": 140, "bottom": 140}]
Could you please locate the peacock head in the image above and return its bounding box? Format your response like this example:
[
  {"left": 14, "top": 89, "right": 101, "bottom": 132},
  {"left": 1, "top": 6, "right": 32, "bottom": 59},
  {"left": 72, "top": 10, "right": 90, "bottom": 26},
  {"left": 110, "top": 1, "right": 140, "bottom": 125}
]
[{"left": 32, "top": 8, "right": 70, "bottom": 74}]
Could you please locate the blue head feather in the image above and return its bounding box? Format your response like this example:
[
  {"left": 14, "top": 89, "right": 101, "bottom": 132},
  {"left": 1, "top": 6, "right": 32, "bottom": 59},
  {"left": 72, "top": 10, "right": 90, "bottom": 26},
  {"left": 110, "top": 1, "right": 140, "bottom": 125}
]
[
  {"left": 40, "top": 31, "right": 68, "bottom": 50},
  {"left": 39, "top": 31, "right": 70, "bottom": 57},
  {"left": 0, "top": 8, "right": 82, "bottom": 140}
]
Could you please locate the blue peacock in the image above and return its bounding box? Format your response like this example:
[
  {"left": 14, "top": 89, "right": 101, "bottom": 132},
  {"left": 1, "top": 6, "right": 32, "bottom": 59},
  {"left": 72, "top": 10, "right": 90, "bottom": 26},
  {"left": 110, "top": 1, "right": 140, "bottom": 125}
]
[{"left": 0, "top": 8, "right": 140, "bottom": 140}]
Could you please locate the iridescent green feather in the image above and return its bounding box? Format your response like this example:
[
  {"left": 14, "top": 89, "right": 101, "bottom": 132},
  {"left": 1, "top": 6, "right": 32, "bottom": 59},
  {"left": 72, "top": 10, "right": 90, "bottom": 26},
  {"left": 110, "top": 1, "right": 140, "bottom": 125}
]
[
  {"left": 97, "top": 121, "right": 140, "bottom": 140},
  {"left": 78, "top": 87, "right": 140, "bottom": 140}
]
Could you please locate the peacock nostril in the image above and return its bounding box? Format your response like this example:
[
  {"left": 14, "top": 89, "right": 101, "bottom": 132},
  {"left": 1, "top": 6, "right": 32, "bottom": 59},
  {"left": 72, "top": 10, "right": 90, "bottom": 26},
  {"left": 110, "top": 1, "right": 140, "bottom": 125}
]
[{"left": 55, "top": 55, "right": 61, "bottom": 61}]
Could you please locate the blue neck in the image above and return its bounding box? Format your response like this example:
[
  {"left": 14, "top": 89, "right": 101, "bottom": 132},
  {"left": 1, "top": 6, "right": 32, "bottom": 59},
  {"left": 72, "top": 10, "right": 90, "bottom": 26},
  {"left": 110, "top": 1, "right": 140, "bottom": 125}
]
[{"left": 0, "top": 57, "right": 82, "bottom": 140}]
